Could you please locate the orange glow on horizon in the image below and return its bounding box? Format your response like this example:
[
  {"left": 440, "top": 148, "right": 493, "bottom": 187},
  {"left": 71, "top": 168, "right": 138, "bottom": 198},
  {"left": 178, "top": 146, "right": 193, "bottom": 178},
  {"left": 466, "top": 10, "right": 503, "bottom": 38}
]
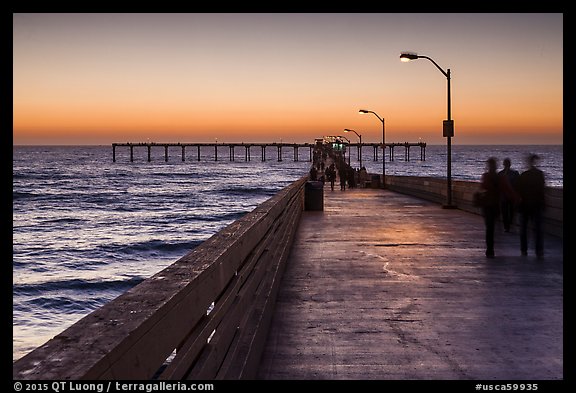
[{"left": 14, "top": 98, "right": 563, "bottom": 145}]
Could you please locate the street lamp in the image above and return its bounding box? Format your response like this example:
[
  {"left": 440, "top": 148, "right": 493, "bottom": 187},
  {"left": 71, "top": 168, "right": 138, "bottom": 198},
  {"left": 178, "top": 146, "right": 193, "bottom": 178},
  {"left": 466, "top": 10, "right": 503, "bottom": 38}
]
[
  {"left": 359, "top": 109, "right": 385, "bottom": 188},
  {"left": 337, "top": 135, "right": 351, "bottom": 165},
  {"left": 344, "top": 128, "right": 362, "bottom": 169},
  {"left": 400, "top": 52, "right": 455, "bottom": 208}
]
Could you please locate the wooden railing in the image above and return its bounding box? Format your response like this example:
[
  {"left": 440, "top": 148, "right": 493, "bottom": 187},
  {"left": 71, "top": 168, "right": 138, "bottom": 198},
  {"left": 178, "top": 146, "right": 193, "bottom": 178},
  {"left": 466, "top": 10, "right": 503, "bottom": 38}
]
[{"left": 13, "top": 176, "right": 308, "bottom": 380}]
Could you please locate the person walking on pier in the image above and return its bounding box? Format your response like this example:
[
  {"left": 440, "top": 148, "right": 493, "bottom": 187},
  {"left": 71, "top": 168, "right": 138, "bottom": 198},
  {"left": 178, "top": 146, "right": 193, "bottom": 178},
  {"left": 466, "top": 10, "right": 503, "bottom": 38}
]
[
  {"left": 309, "top": 165, "right": 318, "bottom": 181},
  {"left": 347, "top": 165, "right": 357, "bottom": 188},
  {"left": 517, "top": 154, "right": 546, "bottom": 259},
  {"left": 498, "top": 158, "right": 520, "bottom": 232},
  {"left": 326, "top": 163, "right": 336, "bottom": 191},
  {"left": 480, "top": 157, "right": 501, "bottom": 258},
  {"left": 338, "top": 165, "right": 347, "bottom": 191},
  {"left": 359, "top": 166, "right": 369, "bottom": 188}
]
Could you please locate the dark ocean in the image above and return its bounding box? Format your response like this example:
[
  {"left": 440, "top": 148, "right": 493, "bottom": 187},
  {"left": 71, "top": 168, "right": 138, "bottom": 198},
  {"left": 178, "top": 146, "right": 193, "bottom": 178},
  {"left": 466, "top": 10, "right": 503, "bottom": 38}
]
[{"left": 12, "top": 144, "right": 562, "bottom": 361}]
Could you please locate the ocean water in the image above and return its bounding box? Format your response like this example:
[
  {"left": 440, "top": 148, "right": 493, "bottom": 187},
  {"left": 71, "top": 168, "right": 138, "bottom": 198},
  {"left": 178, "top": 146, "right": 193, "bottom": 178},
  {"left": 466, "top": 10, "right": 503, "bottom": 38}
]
[{"left": 12, "top": 144, "right": 562, "bottom": 362}]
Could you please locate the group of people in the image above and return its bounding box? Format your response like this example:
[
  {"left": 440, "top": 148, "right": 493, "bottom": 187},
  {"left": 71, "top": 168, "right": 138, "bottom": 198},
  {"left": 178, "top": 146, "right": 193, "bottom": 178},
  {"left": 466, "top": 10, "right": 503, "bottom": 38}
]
[
  {"left": 480, "top": 154, "right": 546, "bottom": 259},
  {"left": 310, "top": 160, "right": 370, "bottom": 191}
]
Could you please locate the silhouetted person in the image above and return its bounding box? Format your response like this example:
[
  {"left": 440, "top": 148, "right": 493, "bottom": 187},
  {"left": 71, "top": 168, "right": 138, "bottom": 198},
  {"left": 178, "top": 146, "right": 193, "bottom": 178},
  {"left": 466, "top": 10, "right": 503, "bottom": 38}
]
[
  {"left": 326, "top": 163, "right": 336, "bottom": 191},
  {"left": 480, "top": 157, "right": 500, "bottom": 258},
  {"left": 359, "top": 166, "right": 369, "bottom": 188},
  {"left": 339, "top": 165, "right": 347, "bottom": 191},
  {"left": 517, "top": 154, "right": 546, "bottom": 258},
  {"left": 309, "top": 165, "right": 318, "bottom": 181},
  {"left": 498, "top": 158, "right": 520, "bottom": 232},
  {"left": 347, "top": 165, "right": 356, "bottom": 188}
]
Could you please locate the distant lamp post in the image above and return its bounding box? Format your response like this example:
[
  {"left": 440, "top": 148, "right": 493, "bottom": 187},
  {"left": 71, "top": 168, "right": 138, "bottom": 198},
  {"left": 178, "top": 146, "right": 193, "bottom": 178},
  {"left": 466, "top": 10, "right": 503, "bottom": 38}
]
[
  {"left": 400, "top": 52, "right": 455, "bottom": 208},
  {"left": 359, "top": 109, "right": 385, "bottom": 188},
  {"left": 337, "top": 135, "right": 351, "bottom": 165},
  {"left": 344, "top": 128, "right": 362, "bottom": 169}
]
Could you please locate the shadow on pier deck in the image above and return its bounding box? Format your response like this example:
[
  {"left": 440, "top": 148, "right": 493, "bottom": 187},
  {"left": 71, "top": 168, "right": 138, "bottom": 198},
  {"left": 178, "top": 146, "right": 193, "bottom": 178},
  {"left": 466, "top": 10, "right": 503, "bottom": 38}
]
[{"left": 258, "top": 185, "right": 563, "bottom": 380}]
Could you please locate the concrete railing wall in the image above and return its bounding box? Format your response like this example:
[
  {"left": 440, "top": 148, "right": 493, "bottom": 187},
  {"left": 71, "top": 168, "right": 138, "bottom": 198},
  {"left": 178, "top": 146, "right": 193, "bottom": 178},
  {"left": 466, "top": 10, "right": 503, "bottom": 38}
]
[
  {"left": 13, "top": 176, "right": 308, "bottom": 380},
  {"left": 385, "top": 175, "right": 563, "bottom": 239}
]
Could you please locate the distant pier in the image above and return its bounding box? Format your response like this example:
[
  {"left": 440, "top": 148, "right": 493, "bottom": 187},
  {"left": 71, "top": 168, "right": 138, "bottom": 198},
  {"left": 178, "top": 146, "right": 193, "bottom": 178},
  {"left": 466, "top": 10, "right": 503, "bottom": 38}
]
[{"left": 111, "top": 141, "right": 427, "bottom": 163}]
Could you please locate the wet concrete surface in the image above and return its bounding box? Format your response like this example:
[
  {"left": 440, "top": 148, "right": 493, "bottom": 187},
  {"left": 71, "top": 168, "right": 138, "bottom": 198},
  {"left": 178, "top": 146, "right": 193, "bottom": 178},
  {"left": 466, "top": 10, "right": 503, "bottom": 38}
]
[{"left": 257, "top": 185, "right": 563, "bottom": 380}]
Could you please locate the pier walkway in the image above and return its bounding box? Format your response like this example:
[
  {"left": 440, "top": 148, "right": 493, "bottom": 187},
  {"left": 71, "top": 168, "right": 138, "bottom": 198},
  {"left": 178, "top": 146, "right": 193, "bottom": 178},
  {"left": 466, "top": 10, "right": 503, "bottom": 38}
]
[{"left": 257, "top": 185, "right": 563, "bottom": 380}]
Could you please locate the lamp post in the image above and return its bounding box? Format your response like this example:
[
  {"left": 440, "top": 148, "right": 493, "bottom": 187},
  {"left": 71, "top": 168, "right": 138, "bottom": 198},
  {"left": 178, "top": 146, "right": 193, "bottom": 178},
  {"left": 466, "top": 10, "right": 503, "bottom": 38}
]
[
  {"left": 359, "top": 109, "right": 385, "bottom": 188},
  {"left": 400, "top": 52, "right": 455, "bottom": 208},
  {"left": 337, "top": 135, "right": 351, "bottom": 165},
  {"left": 344, "top": 128, "right": 362, "bottom": 169}
]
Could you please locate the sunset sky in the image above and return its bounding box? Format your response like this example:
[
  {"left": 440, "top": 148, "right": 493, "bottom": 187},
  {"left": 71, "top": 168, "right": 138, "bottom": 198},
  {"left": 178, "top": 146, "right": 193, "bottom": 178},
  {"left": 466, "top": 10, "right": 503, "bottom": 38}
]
[{"left": 13, "top": 13, "right": 563, "bottom": 145}]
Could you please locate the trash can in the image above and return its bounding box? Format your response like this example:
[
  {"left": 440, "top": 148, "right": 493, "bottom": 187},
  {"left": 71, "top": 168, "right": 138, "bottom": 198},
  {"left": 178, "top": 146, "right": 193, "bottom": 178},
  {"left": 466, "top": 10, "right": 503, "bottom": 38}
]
[
  {"left": 305, "top": 181, "right": 324, "bottom": 211},
  {"left": 371, "top": 174, "right": 381, "bottom": 189}
]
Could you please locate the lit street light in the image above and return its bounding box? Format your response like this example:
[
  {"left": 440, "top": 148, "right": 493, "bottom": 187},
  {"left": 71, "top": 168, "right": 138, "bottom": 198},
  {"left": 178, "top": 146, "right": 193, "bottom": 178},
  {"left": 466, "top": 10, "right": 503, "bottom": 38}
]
[
  {"left": 344, "top": 128, "right": 362, "bottom": 169},
  {"left": 359, "top": 109, "right": 385, "bottom": 188},
  {"left": 400, "top": 52, "right": 455, "bottom": 208}
]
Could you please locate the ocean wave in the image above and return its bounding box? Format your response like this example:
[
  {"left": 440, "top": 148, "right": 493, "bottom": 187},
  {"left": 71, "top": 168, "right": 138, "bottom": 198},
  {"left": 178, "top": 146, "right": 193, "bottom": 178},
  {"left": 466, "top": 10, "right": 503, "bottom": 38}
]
[
  {"left": 111, "top": 205, "right": 141, "bottom": 212},
  {"left": 13, "top": 276, "right": 144, "bottom": 296},
  {"left": 134, "top": 210, "right": 249, "bottom": 227},
  {"left": 185, "top": 211, "right": 248, "bottom": 223},
  {"left": 19, "top": 295, "right": 111, "bottom": 315},
  {"left": 42, "top": 217, "right": 87, "bottom": 224},
  {"left": 12, "top": 191, "right": 33, "bottom": 200},
  {"left": 98, "top": 238, "right": 203, "bottom": 256},
  {"left": 213, "top": 185, "right": 280, "bottom": 196},
  {"left": 12, "top": 190, "right": 50, "bottom": 201}
]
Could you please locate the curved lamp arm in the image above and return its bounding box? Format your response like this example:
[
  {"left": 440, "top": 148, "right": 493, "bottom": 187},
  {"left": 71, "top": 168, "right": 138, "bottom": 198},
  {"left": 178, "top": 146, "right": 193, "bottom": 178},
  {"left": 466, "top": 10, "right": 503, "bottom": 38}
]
[
  {"left": 400, "top": 52, "right": 449, "bottom": 79},
  {"left": 359, "top": 109, "right": 384, "bottom": 124},
  {"left": 344, "top": 128, "right": 361, "bottom": 139},
  {"left": 417, "top": 55, "right": 449, "bottom": 78}
]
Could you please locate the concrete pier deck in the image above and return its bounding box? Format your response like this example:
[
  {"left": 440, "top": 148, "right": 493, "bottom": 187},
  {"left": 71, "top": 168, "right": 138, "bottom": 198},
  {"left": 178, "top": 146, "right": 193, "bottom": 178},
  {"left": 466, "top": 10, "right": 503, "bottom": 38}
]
[{"left": 258, "top": 185, "right": 563, "bottom": 380}]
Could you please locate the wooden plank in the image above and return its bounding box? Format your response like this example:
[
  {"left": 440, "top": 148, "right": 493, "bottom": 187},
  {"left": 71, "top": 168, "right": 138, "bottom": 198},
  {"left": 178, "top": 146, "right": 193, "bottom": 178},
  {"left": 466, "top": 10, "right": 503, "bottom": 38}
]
[
  {"left": 160, "top": 211, "right": 283, "bottom": 379},
  {"left": 239, "top": 200, "right": 302, "bottom": 377},
  {"left": 188, "top": 189, "right": 303, "bottom": 379},
  {"left": 164, "top": 182, "right": 305, "bottom": 380},
  {"left": 184, "top": 249, "right": 276, "bottom": 379},
  {"left": 218, "top": 194, "right": 303, "bottom": 379},
  {"left": 184, "top": 216, "right": 286, "bottom": 378}
]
